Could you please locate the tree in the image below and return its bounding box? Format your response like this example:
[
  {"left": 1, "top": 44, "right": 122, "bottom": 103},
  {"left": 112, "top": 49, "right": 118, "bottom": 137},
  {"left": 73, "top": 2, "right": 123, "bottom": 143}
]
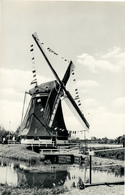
[
  {"left": 102, "top": 137, "right": 108, "bottom": 144},
  {"left": 15, "top": 126, "right": 21, "bottom": 135},
  {"left": 0, "top": 125, "right": 9, "bottom": 137},
  {"left": 115, "top": 136, "right": 123, "bottom": 144}
]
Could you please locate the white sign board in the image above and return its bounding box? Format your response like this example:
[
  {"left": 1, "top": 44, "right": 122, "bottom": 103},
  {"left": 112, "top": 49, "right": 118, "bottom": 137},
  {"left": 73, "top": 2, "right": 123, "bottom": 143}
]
[{"left": 89, "top": 151, "right": 94, "bottom": 156}]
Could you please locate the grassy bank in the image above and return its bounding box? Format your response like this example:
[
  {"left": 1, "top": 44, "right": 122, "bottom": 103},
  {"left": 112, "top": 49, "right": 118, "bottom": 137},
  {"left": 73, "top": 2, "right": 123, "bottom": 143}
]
[
  {"left": 0, "top": 183, "right": 124, "bottom": 195},
  {"left": 90, "top": 146, "right": 124, "bottom": 160},
  {"left": 0, "top": 144, "right": 45, "bottom": 163},
  {"left": 0, "top": 184, "right": 69, "bottom": 195}
]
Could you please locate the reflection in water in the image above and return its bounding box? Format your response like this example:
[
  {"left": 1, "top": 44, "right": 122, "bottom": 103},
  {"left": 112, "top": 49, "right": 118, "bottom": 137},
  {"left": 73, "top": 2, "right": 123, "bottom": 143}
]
[
  {"left": 0, "top": 157, "right": 124, "bottom": 189},
  {"left": 0, "top": 159, "right": 18, "bottom": 186},
  {"left": 25, "top": 171, "right": 67, "bottom": 188}
]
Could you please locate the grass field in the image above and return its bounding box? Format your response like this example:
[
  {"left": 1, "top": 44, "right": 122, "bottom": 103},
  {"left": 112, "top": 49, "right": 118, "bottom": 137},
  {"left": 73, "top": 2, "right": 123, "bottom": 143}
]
[{"left": 0, "top": 144, "right": 45, "bottom": 162}]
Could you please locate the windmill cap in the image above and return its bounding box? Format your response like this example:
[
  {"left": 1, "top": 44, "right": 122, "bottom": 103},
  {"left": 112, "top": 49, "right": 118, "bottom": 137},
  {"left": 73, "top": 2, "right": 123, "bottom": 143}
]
[{"left": 29, "top": 80, "right": 59, "bottom": 95}]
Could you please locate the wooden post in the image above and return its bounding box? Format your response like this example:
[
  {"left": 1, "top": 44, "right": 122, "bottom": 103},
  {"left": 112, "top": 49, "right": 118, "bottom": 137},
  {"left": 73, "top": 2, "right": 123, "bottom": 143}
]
[
  {"left": 84, "top": 166, "right": 87, "bottom": 187},
  {"left": 90, "top": 155, "right": 92, "bottom": 184},
  {"left": 56, "top": 155, "right": 58, "bottom": 163},
  {"left": 32, "top": 143, "right": 33, "bottom": 151},
  {"left": 89, "top": 150, "right": 94, "bottom": 184}
]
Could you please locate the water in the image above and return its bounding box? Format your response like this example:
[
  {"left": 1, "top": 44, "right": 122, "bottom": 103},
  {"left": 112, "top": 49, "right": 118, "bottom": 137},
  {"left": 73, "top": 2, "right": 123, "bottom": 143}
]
[
  {"left": 0, "top": 157, "right": 124, "bottom": 189},
  {"left": 86, "top": 143, "right": 123, "bottom": 148}
]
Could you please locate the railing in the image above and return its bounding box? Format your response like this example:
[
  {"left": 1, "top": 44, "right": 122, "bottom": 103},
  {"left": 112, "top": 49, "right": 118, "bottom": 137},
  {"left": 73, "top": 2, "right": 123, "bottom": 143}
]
[
  {"left": 40, "top": 148, "right": 73, "bottom": 155},
  {"left": 92, "top": 147, "right": 124, "bottom": 152},
  {"left": 7, "top": 140, "right": 19, "bottom": 144}
]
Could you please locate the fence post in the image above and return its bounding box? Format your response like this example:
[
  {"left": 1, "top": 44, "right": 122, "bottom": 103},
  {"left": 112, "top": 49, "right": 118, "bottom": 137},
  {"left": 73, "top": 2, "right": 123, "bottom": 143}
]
[
  {"left": 90, "top": 155, "right": 92, "bottom": 184},
  {"left": 89, "top": 151, "right": 94, "bottom": 184}
]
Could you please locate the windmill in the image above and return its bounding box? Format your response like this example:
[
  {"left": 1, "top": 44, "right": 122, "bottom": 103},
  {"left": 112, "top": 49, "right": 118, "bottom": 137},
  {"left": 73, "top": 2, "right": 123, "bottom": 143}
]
[{"left": 19, "top": 33, "right": 90, "bottom": 148}]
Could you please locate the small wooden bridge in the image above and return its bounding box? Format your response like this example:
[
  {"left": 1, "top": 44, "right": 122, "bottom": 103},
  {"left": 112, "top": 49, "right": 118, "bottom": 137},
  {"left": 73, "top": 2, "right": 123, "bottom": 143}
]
[{"left": 40, "top": 148, "right": 86, "bottom": 164}]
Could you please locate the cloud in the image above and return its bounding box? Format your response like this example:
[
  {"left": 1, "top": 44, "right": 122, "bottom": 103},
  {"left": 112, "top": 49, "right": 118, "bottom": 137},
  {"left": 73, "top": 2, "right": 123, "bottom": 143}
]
[
  {"left": 112, "top": 97, "right": 125, "bottom": 113},
  {"left": 76, "top": 80, "right": 100, "bottom": 88},
  {"left": 0, "top": 68, "right": 51, "bottom": 131},
  {"left": 0, "top": 100, "right": 23, "bottom": 131},
  {"left": 102, "top": 47, "right": 121, "bottom": 58},
  {"left": 0, "top": 88, "right": 23, "bottom": 102},
  {"left": 77, "top": 47, "right": 125, "bottom": 73},
  {"left": 86, "top": 106, "right": 125, "bottom": 138},
  {"left": 75, "top": 79, "right": 100, "bottom": 94},
  {"left": 0, "top": 68, "right": 32, "bottom": 91},
  {"left": 93, "top": 113, "right": 124, "bottom": 138},
  {"left": 0, "top": 68, "right": 51, "bottom": 91},
  {"left": 83, "top": 98, "right": 100, "bottom": 109},
  {"left": 75, "top": 100, "right": 124, "bottom": 139}
]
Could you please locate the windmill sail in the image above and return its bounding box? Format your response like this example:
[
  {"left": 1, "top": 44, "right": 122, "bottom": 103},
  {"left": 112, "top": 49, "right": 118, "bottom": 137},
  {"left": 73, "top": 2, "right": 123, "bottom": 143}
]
[
  {"left": 48, "top": 86, "right": 63, "bottom": 127},
  {"left": 48, "top": 61, "right": 74, "bottom": 128},
  {"left": 62, "top": 61, "right": 75, "bottom": 86},
  {"left": 32, "top": 32, "right": 90, "bottom": 130}
]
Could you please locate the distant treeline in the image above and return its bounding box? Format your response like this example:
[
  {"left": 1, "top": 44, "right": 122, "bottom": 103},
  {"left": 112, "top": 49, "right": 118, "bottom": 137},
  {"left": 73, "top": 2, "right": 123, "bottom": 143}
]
[
  {"left": 70, "top": 135, "right": 124, "bottom": 145},
  {"left": 0, "top": 126, "right": 19, "bottom": 143},
  {"left": 90, "top": 136, "right": 124, "bottom": 145}
]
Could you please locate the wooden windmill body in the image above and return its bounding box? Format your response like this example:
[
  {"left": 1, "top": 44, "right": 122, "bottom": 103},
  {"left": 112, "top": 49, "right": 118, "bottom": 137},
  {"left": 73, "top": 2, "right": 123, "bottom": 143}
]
[{"left": 19, "top": 33, "right": 90, "bottom": 148}]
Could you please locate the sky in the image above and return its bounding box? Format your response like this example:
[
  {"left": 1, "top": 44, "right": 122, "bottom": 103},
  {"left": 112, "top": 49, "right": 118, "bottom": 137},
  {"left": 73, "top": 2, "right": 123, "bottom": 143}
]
[{"left": 0, "top": 0, "right": 125, "bottom": 139}]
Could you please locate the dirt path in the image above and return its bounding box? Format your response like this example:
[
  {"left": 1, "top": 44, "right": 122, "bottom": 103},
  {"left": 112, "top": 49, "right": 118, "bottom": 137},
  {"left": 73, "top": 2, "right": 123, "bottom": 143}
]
[{"left": 60, "top": 185, "right": 124, "bottom": 195}]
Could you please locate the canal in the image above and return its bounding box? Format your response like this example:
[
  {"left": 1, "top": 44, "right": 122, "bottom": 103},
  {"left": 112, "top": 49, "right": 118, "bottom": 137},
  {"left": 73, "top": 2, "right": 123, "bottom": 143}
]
[{"left": 0, "top": 157, "right": 124, "bottom": 189}]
